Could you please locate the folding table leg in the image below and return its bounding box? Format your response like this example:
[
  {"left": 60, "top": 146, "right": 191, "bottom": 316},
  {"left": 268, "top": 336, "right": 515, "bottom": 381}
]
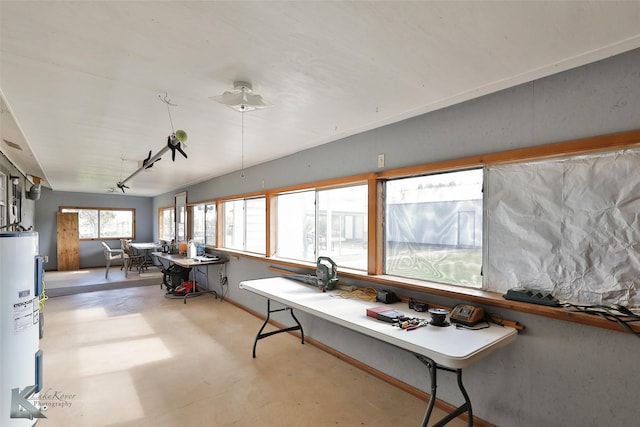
[
  {"left": 415, "top": 354, "right": 473, "bottom": 427},
  {"left": 252, "top": 299, "right": 304, "bottom": 358}
]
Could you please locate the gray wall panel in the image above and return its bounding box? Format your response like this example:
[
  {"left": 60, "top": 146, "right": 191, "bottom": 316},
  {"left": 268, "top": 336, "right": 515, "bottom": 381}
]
[
  {"left": 35, "top": 188, "right": 154, "bottom": 269},
  {"left": 105, "top": 47, "right": 640, "bottom": 426}
]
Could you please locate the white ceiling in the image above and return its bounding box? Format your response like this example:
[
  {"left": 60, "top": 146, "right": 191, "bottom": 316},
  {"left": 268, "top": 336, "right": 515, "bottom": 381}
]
[{"left": 2, "top": 1, "right": 640, "bottom": 196}]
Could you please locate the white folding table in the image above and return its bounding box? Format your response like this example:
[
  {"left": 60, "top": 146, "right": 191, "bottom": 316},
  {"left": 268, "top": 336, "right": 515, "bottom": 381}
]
[
  {"left": 130, "top": 242, "right": 161, "bottom": 270},
  {"left": 239, "top": 277, "right": 518, "bottom": 427}
]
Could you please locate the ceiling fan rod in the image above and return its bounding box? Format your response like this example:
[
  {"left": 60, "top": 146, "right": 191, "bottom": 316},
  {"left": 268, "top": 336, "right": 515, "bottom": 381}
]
[
  {"left": 116, "top": 93, "right": 188, "bottom": 193},
  {"left": 116, "top": 132, "right": 187, "bottom": 193}
]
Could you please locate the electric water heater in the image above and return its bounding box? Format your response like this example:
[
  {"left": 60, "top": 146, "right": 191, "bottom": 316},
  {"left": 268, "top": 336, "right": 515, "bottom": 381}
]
[{"left": 0, "top": 231, "right": 44, "bottom": 426}]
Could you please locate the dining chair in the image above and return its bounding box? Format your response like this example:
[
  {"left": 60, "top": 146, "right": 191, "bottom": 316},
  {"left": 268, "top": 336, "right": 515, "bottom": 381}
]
[
  {"left": 120, "top": 239, "right": 146, "bottom": 273},
  {"left": 101, "top": 241, "right": 129, "bottom": 278}
]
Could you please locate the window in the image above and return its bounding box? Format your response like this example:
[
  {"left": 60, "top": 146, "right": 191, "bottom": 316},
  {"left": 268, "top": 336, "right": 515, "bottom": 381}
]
[
  {"left": 158, "top": 206, "right": 175, "bottom": 242},
  {"left": 276, "top": 185, "right": 368, "bottom": 270},
  {"left": 192, "top": 203, "right": 216, "bottom": 246},
  {"left": 384, "top": 169, "right": 483, "bottom": 287},
  {"left": 175, "top": 192, "right": 187, "bottom": 243},
  {"left": 61, "top": 207, "right": 135, "bottom": 240},
  {"left": 0, "top": 172, "right": 6, "bottom": 228},
  {"left": 223, "top": 197, "right": 265, "bottom": 254},
  {"left": 276, "top": 190, "right": 316, "bottom": 262},
  {"left": 485, "top": 149, "right": 640, "bottom": 306}
]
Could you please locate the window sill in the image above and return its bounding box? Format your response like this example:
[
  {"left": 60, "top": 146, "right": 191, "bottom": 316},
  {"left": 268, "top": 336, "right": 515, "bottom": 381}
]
[
  {"left": 219, "top": 250, "right": 640, "bottom": 336},
  {"left": 340, "top": 270, "right": 640, "bottom": 335}
]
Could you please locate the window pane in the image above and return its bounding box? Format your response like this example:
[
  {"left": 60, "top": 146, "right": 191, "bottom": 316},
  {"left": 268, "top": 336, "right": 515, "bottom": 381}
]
[
  {"left": 223, "top": 198, "right": 264, "bottom": 253},
  {"left": 205, "top": 204, "right": 216, "bottom": 246},
  {"left": 193, "top": 205, "right": 205, "bottom": 243},
  {"left": 0, "top": 173, "right": 6, "bottom": 227},
  {"left": 317, "top": 185, "right": 368, "bottom": 270},
  {"left": 76, "top": 209, "right": 98, "bottom": 239},
  {"left": 100, "top": 210, "right": 133, "bottom": 238},
  {"left": 192, "top": 204, "right": 216, "bottom": 246},
  {"left": 223, "top": 200, "right": 244, "bottom": 250},
  {"left": 176, "top": 204, "right": 186, "bottom": 242},
  {"left": 160, "top": 208, "right": 175, "bottom": 241},
  {"left": 245, "top": 198, "right": 265, "bottom": 254},
  {"left": 385, "top": 169, "right": 483, "bottom": 287},
  {"left": 276, "top": 191, "right": 316, "bottom": 262}
]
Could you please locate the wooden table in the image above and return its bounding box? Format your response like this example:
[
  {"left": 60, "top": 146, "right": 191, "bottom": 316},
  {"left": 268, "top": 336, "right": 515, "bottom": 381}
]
[{"left": 240, "top": 277, "right": 518, "bottom": 427}]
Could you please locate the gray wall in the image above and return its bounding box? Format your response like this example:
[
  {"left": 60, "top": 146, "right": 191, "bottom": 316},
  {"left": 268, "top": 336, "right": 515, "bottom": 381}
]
[
  {"left": 154, "top": 48, "right": 640, "bottom": 427},
  {"left": 35, "top": 187, "right": 154, "bottom": 269}
]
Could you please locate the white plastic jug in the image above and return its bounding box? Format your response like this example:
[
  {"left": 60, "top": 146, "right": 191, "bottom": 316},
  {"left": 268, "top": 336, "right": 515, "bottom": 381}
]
[{"left": 187, "top": 241, "right": 197, "bottom": 258}]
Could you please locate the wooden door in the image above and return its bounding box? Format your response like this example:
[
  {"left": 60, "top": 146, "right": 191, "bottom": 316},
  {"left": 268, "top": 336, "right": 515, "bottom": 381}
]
[{"left": 57, "top": 212, "right": 80, "bottom": 270}]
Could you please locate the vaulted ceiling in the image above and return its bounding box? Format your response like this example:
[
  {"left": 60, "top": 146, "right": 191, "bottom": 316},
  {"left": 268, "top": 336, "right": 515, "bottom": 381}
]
[{"left": 2, "top": 1, "right": 640, "bottom": 196}]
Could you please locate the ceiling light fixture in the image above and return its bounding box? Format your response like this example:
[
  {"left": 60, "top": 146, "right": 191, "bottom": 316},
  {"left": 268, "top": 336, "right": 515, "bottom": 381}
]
[
  {"left": 210, "top": 81, "right": 268, "bottom": 112},
  {"left": 211, "top": 81, "right": 269, "bottom": 178}
]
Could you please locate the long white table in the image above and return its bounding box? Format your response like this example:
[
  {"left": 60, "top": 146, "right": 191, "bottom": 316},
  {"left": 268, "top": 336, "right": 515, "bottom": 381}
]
[
  {"left": 153, "top": 252, "right": 227, "bottom": 303},
  {"left": 239, "top": 277, "right": 518, "bottom": 427}
]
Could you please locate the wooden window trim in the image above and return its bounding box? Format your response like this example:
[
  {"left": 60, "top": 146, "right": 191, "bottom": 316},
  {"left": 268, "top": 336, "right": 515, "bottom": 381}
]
[
  {"left": 376, "top": 129, "right": 640, "bottom": 180},
  {"left": 60, "top": 206, "right": 136, "bottom": 240},
  {"left": 193, "top": 129, "right": 640, "bottom": 335}
]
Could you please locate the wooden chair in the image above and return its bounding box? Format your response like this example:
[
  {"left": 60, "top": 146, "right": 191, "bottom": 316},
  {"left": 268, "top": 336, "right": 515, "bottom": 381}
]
[
  {"left": 120, "top": 239, "right": 147, "bottom": 273},
  {"left": 101, "top": 241, "right": 129, "bottom": 278}
]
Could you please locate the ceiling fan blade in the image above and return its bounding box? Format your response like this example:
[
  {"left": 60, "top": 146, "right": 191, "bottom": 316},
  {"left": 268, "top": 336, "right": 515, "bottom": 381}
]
[
  {"left": 209, "top": 91, "right": 243, "bottom": 106},
  {"left": 244, "top": 92, "right": 268, "bottom": 109}
]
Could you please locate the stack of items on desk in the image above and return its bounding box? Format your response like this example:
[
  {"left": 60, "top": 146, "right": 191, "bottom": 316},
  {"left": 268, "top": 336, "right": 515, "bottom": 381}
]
[
  {"left": 366, "top": 306, "right": 429, "bottom": 330},
  {"left": 367, "top": 306, "right": 405, "bottom": 322}
]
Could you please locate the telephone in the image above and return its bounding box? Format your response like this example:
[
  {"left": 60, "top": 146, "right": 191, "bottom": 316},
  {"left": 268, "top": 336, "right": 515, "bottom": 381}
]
[{"left": 450, "top": 304, "right": 485, "bottom": 326}]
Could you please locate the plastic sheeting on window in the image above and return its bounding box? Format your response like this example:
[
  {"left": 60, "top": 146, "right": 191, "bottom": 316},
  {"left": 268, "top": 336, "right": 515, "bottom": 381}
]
[
  {"left": 385, "top": 169, "right": 484, "bottom": 288},
  {"left": 385, "top": 199, "right": 483, "bottom": 288},
  {"left": 485, "top": 149, "right": 640, "bottom": 307}
]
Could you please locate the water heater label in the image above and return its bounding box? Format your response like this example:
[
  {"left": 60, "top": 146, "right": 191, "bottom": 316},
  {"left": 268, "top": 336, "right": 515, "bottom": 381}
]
[{"left": 13, "top": 298, "right": 39, "bottom": 334}]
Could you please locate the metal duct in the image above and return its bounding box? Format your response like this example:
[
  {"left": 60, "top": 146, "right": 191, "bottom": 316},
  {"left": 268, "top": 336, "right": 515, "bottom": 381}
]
[{"left": 26, "top": 183, "right": 41, "bottom": 200}]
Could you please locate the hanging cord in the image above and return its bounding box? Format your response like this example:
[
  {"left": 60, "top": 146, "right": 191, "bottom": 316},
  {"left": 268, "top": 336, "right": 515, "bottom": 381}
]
[
  {"left": 158, "top": 92, "right": 177, "bottom": 135},
  {"left": 240, "top": 110, "right": 245, "bottom": 178},
  {"left": 454, "top": 321, "right": 490, "bottom": 331},
  {"left": 39, "top": 279, "right": 48, "bottom": 312},
  {"left": 563, "top": 303, "right": 640, "bottom": 338},
  {"left": 219, "top": 272, "right": 229, "bottom": 301},
  {"left": 166, "top": 99, "right": 175, "bottom": 134},
  {"left": 119, "top": 155, "right": 125, "bottom": 183}
]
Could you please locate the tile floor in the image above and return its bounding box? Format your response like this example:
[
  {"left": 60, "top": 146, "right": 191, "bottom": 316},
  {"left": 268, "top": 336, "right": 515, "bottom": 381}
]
[{"left": 37, "top": 274, "right": 467, "bottom": 427}]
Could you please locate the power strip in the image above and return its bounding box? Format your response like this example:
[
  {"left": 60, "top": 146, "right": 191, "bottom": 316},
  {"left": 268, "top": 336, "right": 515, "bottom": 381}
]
[{"left": 503, "top": 287, "right": 560, "bottom": 307}]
